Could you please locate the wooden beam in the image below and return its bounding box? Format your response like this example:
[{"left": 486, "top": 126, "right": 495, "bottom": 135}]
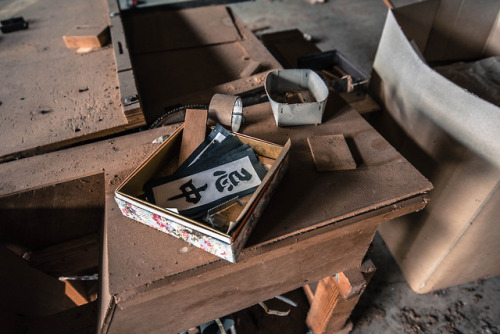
[
  {"left": 306, "top": 259, "right": 376, "bottom": 333},
  {"left": 63, "top": 26, "right": 110, "bottom": 49},
  {"left": 64, "top": 280, "right": 90, "bottom": 306},
  {"left": 337, "top": 268, "right": 366, "bottom": 300}
]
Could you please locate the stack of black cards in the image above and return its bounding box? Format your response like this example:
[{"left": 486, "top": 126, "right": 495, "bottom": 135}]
[{"left": 146, "top": 125, "right": 267, "bottom": 225}]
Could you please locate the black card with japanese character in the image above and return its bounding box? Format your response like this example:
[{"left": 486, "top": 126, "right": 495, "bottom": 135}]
[{"left": 145, "top": 125, "right": 267, "bottom": 219}]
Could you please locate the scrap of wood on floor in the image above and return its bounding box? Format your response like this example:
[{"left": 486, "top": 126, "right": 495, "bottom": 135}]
[{"left": 63, "top": 25, "right": 110, "bottom": 49}]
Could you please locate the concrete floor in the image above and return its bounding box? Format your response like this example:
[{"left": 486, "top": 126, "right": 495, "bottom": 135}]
[
  {"left": 229, "top": 0, "right": 500, "bottom": 333},
  {"left": 231, "top": 0, "right": 387, "bottom": 73},
  {"left": 231, "top": 0, "right": 418, "bottom": 72}
]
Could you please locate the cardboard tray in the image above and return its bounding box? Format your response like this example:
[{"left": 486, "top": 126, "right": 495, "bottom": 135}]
[{"left": 115, "top": 126, "right": 290, "bottom": 262}]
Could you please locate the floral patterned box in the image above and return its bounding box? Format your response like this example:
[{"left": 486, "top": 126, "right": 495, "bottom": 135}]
[{"left": 115, "top": 126, "right": 290, "bottom": 262}]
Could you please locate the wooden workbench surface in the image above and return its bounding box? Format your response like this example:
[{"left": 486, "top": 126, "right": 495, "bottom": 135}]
[
  {"left": 0, "top": 0, "right": 143, "bottom": 163},
  {"left": 0, "top": 94, "right": 431, "bottom": 332},
  {"left": 105, "top": 99, "right": 431, "bottom": 333}
]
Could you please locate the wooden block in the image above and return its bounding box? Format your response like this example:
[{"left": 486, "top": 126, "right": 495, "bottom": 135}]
[
  {"left": 178, "top": 109, "right": 208, "bottom": 166},
  {"left": 307, "top": 135, "right": 356, "bottom": 172},
  {"left": 63, "top": 25, "right": 110, "bottom": 49}
]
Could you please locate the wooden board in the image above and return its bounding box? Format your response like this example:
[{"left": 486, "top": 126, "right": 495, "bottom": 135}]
[
  {"left": 0, "top": 0, "right": 145, "bottom": 163},
  {"left": 133, "top": 43, "right": 248, "bottom": 122},
  {"left": 126, "top": 6, "right": 282, "bottom": 123},
  {"left": 307, "top": 135, "right": 357, "bottom": 171},
  {"left": 123, "top": 6, "right": 242, "bottom": 54},
  {"left": 64, "top": 280, "right": 91, "bottom": 306}
]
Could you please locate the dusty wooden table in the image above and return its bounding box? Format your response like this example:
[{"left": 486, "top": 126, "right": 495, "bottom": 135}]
[
  {"left": 98, "top": 97, "right": 431, "bottom": 333},
  {"left": 0, "top": 96, "right": 431, "bottom": 333}
]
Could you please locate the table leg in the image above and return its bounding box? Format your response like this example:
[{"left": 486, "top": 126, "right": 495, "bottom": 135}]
[{"left": 305, "top": 259, "right": 376, "bottom": 333}]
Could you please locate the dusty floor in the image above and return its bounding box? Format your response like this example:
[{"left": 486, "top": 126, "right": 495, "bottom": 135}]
[
  {"left": 228, "top": 0, "right": 500, "bottom": 333},
  {"left": 350, "top": 234, "right": 500, "bottom": 334}
]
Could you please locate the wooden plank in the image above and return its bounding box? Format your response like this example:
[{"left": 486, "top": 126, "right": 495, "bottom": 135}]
[
  {"left": 129, "top": 7, "right": 281, "bottom": 123},
  {"left": 323, "top": 265, "right": 374, "bottom": 333},
  {"left": 178, "top": 109, "right": 208, "bottom": 166},
  {"left": 0, "top": 127, "right": 177, "bottom": 199},
  {"left": 123, "top": 6, "right": 242, "bottom": 54},
  {"left": 307, "top": 135, "right": 357, "bottom": 172},
  {"left": 0, "top": 0, "right": 145, "bottom": 163},
  {"left": 307, "top": 276, "right": 341, "bottom": 334},
  {"left": 134, "top": 42, "right": 249, "bottom": 123},
  {"left": 63, "top": 25, "right": 110, "bottom": 49},
  {"left": 306, "top": 259, "right": 376, "bottom": 333},
  {"left": 29, "top": 234, "right": 100, "bottom": 277},
  {"left": 64, "top": 280, "right": 90, "bottom": 306}
]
